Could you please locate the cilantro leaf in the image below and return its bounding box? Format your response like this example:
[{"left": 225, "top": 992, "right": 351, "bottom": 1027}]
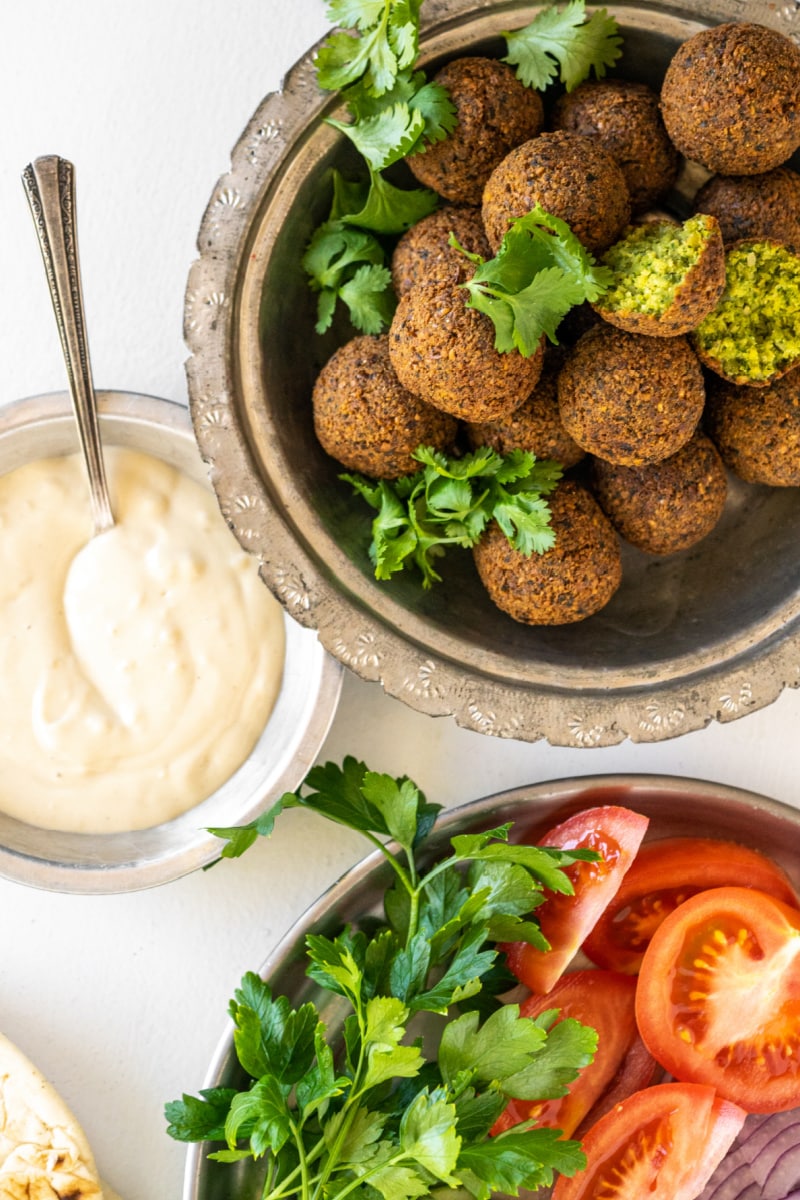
[
  {"left": 328, "top": 103, "right": 426, "bottom": 170},
  {"left": 339, "top": 263, "right": 396, "bottom": 333},
  {"left": 301, "top": 215, "right": 393, "bottom": 335},
  {"left": 317, "top": 0, "right": 425, "bottom": 95},
  {"left": 341, "top": 166, "right": 439, "bottom": 234},
  {"left": 503, "top": 0, "right": 623, "bottom": 92}
]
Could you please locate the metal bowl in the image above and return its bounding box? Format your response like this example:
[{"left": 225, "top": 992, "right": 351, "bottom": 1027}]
[
  {"left": 0, "top": 390, "right": 342, "bottom": 894},
  {"left": 185, "top": 0, "right": 800, "bottom": 748},
  {"left": 182, "top": 772, "right": 800, "bottom": 1200}
]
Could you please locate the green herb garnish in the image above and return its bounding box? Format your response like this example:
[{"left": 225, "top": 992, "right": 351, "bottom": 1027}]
[
  {"left": 316, "top": 0, "right": 424, "bottom": 96},
  {"left": 342, "top": 444, "right": 563, "bottom": 588},
  {"left": 166, "top": 757, "right": 600, "bottom": 1200},
  {"left": 503, "top": 0, "right": 623, "bottom": 92},
  {"left": 454, "top": 206, "right": 613, "bottom": 357}
]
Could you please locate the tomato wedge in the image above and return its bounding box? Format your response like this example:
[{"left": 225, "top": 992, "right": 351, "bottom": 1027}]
[
  {"left": 504, "top": 806, "right": 649, "bottom": 994},
  {"left": 636, "top": 886, "right": 800, "bottom": 1113},
  {"left": 583, "top": 837, "right": 798, "bottom": 975},
  {"left": 492, "top": 970, "right": 653, "bottom": 1138},
  {"left": 552, "top": 1082, "right": 747, "bottom": 1200}
]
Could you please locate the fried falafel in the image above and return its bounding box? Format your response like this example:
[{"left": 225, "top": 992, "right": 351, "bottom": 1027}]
[
  {"left": 473, "top": 480, "right": 622, "bottom": 624},
  {"left": 692, "top": 167, "right": 800, "bottom": 249},
  {"left": 592, "top": 430, "right": 728, "bottom": 554},
  {"left": 390, "top": 205, "right": 491, "bottom": 298},
  {"left": 557, "top": 324, "right": 706, "bottom": 466},
  {"left": 705, "top": 370, "right": 800, "bottom": 487},
  {"left": 405, "top": 57, "right": 544, "bottom": 205},
  {"left": 481, "top": 130, "right": 631, "bottom": 254},
  {"left": 312, "top": 333, "right": 458, "bottom": 478}
]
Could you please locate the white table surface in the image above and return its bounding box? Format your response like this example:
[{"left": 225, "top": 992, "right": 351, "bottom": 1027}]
[{"left": 2, "top": 3, "right": 799, "bottom": 1198}]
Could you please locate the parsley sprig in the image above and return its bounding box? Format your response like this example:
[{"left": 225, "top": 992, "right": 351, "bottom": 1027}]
[
  {"left": 342, "top": 444, "right": 563, "bottom": 588},
  {"left": 455, "top": 206, "right": 613, "bottom": 357},
  {"left": 503, "top": 0, "right": 623, "bottom": 92},
  {"left": 166, "top": 757, "right": 600, "bottom": 1200}
]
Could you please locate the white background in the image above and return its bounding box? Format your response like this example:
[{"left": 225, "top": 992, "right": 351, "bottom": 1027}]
[{"left": 1, "top": 3, "right": 799, "bottom": 1199}]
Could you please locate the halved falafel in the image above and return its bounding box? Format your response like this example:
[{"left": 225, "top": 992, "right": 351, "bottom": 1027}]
[
  {"left": 692, "top": 167, "right": 800, "bottom": 249},
  {"left": 591, "top": 431, "right": 728, "bottom": 555},
  {"left": 481, "top": 130, "right": 631, "bottom": 254},
  {"left": 593, "top": 214, "right": 725, "bottom": 336},
  {"left": 704, "top": 370, "right": 800, "bottom": 487},
  {"left": 405, "top": 57, "right": 544, "bottom": 206},
  {"left": 557, "top": 324, "right": 705, "bottom": 466},
  {"left": 660, "top": 22, "right": 800, "bottom": 175},
  {"left": 473, "top": 480, "right": 621, "bottom": 625},
  {"left": 312, "top": 334, "right": 457, "bottom": 478},
  {"left": 388, "top": 279, "right": 545, "bottom": 422},
  {"left": 390, "top": 205, "right": 490, "bottom": 298},
  {"left": 691, "top": 239, "right": 800, "bottom": 386},
  {"left": 551, "top": 80, "right": 679, "bottom": 213}
]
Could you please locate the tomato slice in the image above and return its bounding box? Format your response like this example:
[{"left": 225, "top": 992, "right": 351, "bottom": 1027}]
[
  {"left": 491, "top": 970, "right": 648, "bottom": 1138},
  {"left": 572, "top": 1027, "right": 661, "bottom": 1140},
  {"left": 635, "top": 886, "right": 800, "bottom": 1113},
  {"left": 551, "top": 1082, "right": 747, "bottom": 1200},
  {"left": 504, "top": 806, "right": 649, "bottom": 995},
  {"left": 583, "top": 837, "right": 799, "bottom": 975}
]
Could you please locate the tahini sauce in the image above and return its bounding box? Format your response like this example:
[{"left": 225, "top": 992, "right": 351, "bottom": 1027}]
[{"left": 0, "top": 448, "right": 285, "bottom": 833}]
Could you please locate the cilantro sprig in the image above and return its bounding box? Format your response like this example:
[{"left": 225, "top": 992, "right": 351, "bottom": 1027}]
[
  {"left": 341, "top": 444, "right": 563, "bottom": 588},
  {"left": 167, "top": 757, "right": 600, "bottom": 1200},
  {"left": 455, "top": 206, "right": 613, "bottom": 357},
  {"left": 503, "top": 0, "right": 623, "bottom": 92}
]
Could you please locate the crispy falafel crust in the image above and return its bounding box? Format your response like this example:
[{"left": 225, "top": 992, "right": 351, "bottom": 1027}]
[
  {"left": 592, "top": 431, "right": 728, "bottom": 555},
  {"left": 405, "top": 57, "right": 544, "bottom": 205},
  {"left": 391, "top": 205, "right": 491, "bottom": 298},
  {"left": 473, "top": 480, "right": 622, "bottom": 625},
  {"left": 692, "top": 168, "right": 800, "bottom": 249},
  {"left": 557, "top": 324, "right": 705, "bottom": 466},
  {"left": 312, "top": 334, "right": 457, "bottom": 478},
  {"left": 551, "top": 80, "right": 679, "bottom": 214},
  {"left": 481, "top": 130, "right": 631, "bottom": 254},
  {"left": 389, "top": 279, "right": 545, "bottom": 421},
  {"left": 660, "top": 22, "right": 800, "bottom": 175},
  {"left": 705, "top": 370, "right": 800, "bottom": 487}
]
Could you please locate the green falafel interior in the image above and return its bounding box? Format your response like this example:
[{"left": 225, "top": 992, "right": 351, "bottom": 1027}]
[
  {"left": 342, "top": 444, "right": 563, "bottom": 588},
  {"left": 598, "top": 214, "right": 718, "bottom": 318},
  {"left": 453, "top": 206, "right": 613, "bottom": 356},
  {"left": 693, "top": 240, "right": 800, "bottom": 384}
]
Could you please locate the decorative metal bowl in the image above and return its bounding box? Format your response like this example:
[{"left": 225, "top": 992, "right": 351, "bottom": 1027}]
[
  {"left": 0, "top": 390, "right": 342, "bottom": 894},
  {"left": 184, "top": 0, "right": 800, "bottom": 747},
  {"left": 182, "top": 772, "right": 800, "bottom": 1200}
]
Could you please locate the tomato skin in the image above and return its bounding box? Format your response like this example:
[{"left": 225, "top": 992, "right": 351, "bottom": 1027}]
[
  {"left": 552, "top": 1082, "right": 746, "bottom": 1200},
  {"left": 635, "top": 886, "right": 800, "bottom": 1113},
  {"left": 572, "top": 1028, "right": 661, "bottom": 1140},
  {"left": 583, "top": 837, "right": 799, "bottom": 975},
  {"left": 491, "top": 970, "right": 645, "bottom": 1139},
  {"left": 504, "top": 806, "right": 649, "bottom": 995}
]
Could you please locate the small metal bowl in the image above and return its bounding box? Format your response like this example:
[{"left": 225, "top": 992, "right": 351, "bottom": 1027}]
[
  {"left": 182, "top": 773, "right": 800, "bottom": 1200},
  {"left": 0, "top": 390, "right": 342, "bottom": 894},
  {"left": 185, "top": 0, "right": 800, "bottom": 747}
]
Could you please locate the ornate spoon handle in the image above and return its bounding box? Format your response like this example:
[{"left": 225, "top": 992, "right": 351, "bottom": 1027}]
[{"left": 21, "top": 155, "right": 114, "bottom": 534}]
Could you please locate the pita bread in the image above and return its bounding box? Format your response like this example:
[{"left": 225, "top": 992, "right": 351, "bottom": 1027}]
[{"left": 0, "top": 1032, "right": 103, "bottom": 1200}]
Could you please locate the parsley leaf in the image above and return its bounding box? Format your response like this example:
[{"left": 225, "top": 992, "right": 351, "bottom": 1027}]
[
  {"left": 343, "top": 444, "right": 562, "bottom": 588},
  {"left": 503, "top": 0, "right": 623, "bottom": 92}
]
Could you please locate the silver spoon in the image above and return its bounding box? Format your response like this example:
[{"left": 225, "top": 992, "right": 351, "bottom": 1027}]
[{"left": 21, "top": 154, "right": 115, "bottom": 534}]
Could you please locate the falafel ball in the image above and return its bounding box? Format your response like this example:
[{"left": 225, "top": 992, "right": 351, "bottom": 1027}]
[
  {"left": 481, "top": 130, "right": 631, "bottom": 254},
  {"left": 704, "top": 370, "right": 800, "bottom": 487},
  {"left": 591, "top": 431, "right": 728, "bottom": 555},
  {"left": 660, "top": 22, "right": 800, "bottom": 175},
  {"left": 593, "top": 213, "right": 725, "bottom": 337},
  {"left": 691, "top": 239, "right": 800, "bottom": 386},
  {"left": 551, "top": 80, "right": 679, "bottom": 213},
  {"left": 465, "top": 349, "right": 585, "bottom": 467},
  {"left": 692, "top": 167, "right": 800, "bottom": 249},
  {"left": 405, "top": 57, "right": 544, "bottom": 205},
  {"left": 389, "top": 279, "right": 545, "bottom": 422},
  {"left": 473, "top": 480, "right": 621, "bottom": 624},
  {"left": 390, "top": 205, "right": 491, "bottom": 298},
  {"left": 557, "top": 324, "right": 705, "bottom": 466},
  {"left": 312, "top": 333, "right": 457, "bottom": 478}
]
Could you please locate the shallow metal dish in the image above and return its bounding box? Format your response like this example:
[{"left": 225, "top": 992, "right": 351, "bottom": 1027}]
[
  {"left": 183, "top": 772, "right": 800, "bottom": 1200},
  {"left": 0, "top": 390, "right": 342, "bottom": 894},
  {"left": 185, "top": 0, "right": 800, "bottom": 747}
]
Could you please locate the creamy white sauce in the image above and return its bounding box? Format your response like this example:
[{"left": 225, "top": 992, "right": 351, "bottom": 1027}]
[{"left": 0, "top": 448, "right": 285, "bottom": 833}]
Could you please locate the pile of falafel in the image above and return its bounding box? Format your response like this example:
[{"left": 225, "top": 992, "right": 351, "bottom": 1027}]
[{"left": 312, "top": 19, "right": 800, "bottom": 626}]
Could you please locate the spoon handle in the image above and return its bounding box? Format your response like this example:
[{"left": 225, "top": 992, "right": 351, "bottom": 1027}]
[{"left": 22, "top": 155, "right": 114, "bottom": 534}]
